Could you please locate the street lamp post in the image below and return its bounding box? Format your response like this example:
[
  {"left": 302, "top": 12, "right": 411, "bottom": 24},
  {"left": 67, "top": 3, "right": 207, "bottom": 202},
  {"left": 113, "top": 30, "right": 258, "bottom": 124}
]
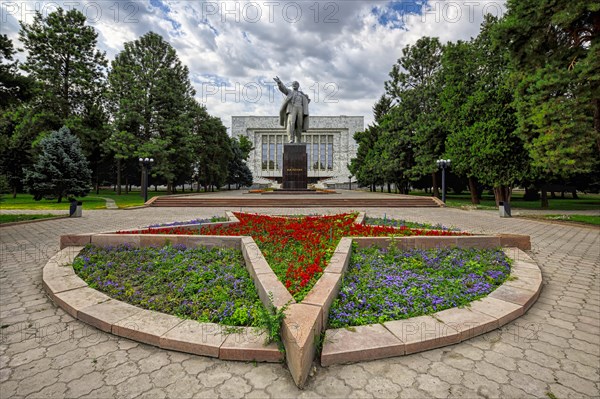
[
  {"left": 348, "top": 175, "right": 353, "bottom": 191},
  {"left": 436, "top": 159, "right": 451, "bottom": 203},
  {"left": 139, "top": 157, "right": 154, "bottom": 203}
]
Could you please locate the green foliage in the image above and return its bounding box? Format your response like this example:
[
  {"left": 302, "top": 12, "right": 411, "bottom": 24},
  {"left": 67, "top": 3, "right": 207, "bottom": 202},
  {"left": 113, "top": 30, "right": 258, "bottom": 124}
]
[
  {"left": 255, "top": 292, "right": 291, "bottom": 349},
  {"left": 0, "top": 34, "right": 34, "bottom": 108},
  {"left": 227, "top": 137, "right": 254, "bottom": 188},
  {"left": 19, "top": 8, "right": 107, "bottom": 119},
  {"left": 107, "top": 32, "right": 196, "bottom": 192},
  {"left": 329, "top": 245, "right": 512, "bottom": 328},
  {"left": 73, "top": 244, "right": 267, "bottom": 327},
  {"left": 23, "top": 126, "right": 92, "bottom": 202},
  {"left": 496, "top": 0, "right": 600, "bottom": 180}
]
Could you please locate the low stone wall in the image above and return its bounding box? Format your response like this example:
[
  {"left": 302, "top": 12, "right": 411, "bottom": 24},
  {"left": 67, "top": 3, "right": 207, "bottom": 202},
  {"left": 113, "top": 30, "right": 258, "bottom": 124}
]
[
  {"left": 51, "top": 211, "right": 538, "bottom": 389},
  {"left": 43, "top": 243, "right": 283, "bottom": 363},
  {"left": 320, "top": 247, "right": 542, "bottom": 366}
]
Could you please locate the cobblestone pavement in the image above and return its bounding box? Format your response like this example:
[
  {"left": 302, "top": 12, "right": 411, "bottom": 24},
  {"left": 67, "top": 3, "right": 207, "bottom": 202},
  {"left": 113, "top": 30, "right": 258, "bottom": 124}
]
[{"left": 1, "top": 198, "right": 599, "bottom": 398}]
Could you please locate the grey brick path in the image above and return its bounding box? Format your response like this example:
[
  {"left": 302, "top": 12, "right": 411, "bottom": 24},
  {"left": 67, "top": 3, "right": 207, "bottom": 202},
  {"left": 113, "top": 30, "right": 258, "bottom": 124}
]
[{"left": 1, "top": 199, "right": 599, "bottom": 398}]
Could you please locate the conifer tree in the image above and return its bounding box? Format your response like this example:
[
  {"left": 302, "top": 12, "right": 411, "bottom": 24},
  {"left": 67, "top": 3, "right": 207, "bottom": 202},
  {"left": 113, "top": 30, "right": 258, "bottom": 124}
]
[{"left": 24, "top": 126, "right": 92, "bottom": 202}]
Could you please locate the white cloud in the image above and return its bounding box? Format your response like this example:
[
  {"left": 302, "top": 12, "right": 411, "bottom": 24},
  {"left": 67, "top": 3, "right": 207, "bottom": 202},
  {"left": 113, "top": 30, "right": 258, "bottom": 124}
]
[{"left": 1, "top": 0, "right": 507, "bottom": 129}]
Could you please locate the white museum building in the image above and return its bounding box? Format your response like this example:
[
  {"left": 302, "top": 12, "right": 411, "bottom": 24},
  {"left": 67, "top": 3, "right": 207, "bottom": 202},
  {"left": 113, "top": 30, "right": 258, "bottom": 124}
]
[{"left": 231, "top": 116, "right": 363, "bottom": 186}]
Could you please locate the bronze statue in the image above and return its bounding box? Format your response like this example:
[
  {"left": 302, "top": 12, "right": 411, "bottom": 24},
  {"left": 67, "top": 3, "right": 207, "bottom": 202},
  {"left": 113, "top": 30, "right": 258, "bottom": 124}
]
[{"left": 274, "top": 76, "right": 310, "bottom": 143}]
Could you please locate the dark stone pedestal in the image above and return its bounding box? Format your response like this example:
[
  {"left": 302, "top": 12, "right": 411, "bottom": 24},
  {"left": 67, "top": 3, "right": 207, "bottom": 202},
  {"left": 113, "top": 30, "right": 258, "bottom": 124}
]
[{"left": 282, "top": 144, "right": 308, "bottom": 190}]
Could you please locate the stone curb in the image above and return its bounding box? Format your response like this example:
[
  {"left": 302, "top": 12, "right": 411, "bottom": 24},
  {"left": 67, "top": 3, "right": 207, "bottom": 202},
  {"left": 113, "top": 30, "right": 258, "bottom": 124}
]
[
  {"left": 43, "top": 244, "right": 283, "bottom": 363},
  {"left": 353, "top": 234, "right": 531, "bottom": 251},
  {"left": 320, "top": 246, "right": 542, "bottom": 366}
]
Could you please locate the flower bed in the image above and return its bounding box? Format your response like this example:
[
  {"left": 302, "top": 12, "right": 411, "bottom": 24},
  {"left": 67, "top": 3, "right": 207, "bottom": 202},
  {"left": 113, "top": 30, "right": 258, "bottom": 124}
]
[
  {"left": 72, "top": 244, "right": 266, "bottom": 326},
  {"left": 328, "top": 245, "right": 511, "bottom": 328},
  {"left": 147, "top": 216, "right": 227, "bottom": 228},
  {"left": 120, "top": 213, "right": 468, "bottom": 301},
  {"left": 363, "top": 216, "right": 460, "bottom": 231}
]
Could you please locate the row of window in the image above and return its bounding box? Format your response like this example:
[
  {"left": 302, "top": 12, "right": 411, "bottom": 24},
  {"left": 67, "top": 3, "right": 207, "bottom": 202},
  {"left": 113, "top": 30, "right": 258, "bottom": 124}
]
[{"left": 261, "top": 134, "right": 334, "bottom": 171}]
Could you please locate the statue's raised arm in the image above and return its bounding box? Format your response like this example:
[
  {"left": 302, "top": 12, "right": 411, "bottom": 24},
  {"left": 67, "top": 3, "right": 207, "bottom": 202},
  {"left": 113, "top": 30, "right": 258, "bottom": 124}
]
[{"left": 274, "top": 76, "right": 288, "bottom": 95}]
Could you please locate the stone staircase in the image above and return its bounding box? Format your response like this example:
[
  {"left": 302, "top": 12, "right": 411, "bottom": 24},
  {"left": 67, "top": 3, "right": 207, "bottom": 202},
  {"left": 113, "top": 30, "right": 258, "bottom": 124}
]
[{"left": 149, "top": 195, "right": 443, "bottom": 208}]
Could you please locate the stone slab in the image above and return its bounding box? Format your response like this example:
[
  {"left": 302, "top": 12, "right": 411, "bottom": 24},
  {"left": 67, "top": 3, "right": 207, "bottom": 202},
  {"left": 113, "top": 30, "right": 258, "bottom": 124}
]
[
  {"left": 455, "top": 236, "right": 501, "bottom": 249},
  {"left": 91, "top": 234, "right": 140, "bottom": 248},
  {"left": 433, "top": 307, "right": 498, "bottom": 341},
  {"left": 43, "top": 274, "right": 88, "bottom": 295},
  {"left": 334, "top": 237, "right": 353, "bottom": 253},
  {"left": 225, "top": 211, "right": 239, "bottom": 223},
  {"left": 467, "top": 297, "right": 523, "bottom": 326},
  {"left": 499, "top": 234, "right": 531, "bottom": 250},
  {"left": 282, "top": 304, "right": 322, "bottom": 388},
  {"left": 52, "top": 246, "right": 85, "bottom": 265},
  {"left": 137, "top": 234, "right": 182, "bottom": 247},
  {"left": 414, "top": 236, "right": 458, "bottom": 249},
  {"left": 253, "top": 269, "right": 294, "bottom": 310},
  {"left": 302, "top": 272, "right": 342, "bottom": 327},
  {"left": 384, "top": 316, "right": 460, "bottom": 355},
  {"left": 187, "top": 236, "right": 241, "bottom": 249},
  {"left": 60, "top": 235, "right": 92, "bottom": 249},
  {"left": 354, "top": 212, "right": 366, "bottom": 225},
  {"left": 220, "top": 329, "right": 283, "bottom": 362},
  {"left": 321, "top": 324, "right": 404, "bottom": 366},
  {"left": 113, "top": 310, "right": 183, "bottom": 347},
  {"left": 503, "top": 275, "right": 541, "bottom": 293},
  {"left": 54, "top": 287, "right": 111, "bottom": 318},
  {"left": 160, "top": 321, "right": 226, "bottom": 358},
  {"left": 241, "top": 239, "right": 272, "bottom": 277},
  {"left": 43, "top": 260, "right": 76, "bottom": 280},
  {"left": 488, "top": 284, "right": 538, "bottom": 310},
  {"left": 323, "top": 251, "right": 349, "bottom": 275},
  {"left": 78, "top": 300, "right": 143, "bottom": 333}
]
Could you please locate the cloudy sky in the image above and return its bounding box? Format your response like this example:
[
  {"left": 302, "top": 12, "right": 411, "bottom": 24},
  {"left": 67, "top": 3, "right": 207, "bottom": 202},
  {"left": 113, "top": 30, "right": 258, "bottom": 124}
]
[{"left": 1, "top": 0, "right": 506, "bottom": 130}]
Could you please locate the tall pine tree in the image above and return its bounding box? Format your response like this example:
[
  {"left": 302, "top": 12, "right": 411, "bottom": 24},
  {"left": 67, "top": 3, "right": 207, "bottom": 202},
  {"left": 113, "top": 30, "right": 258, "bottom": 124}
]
[{"left": 107, "top": 32, "right": 196, "bottom": 194}]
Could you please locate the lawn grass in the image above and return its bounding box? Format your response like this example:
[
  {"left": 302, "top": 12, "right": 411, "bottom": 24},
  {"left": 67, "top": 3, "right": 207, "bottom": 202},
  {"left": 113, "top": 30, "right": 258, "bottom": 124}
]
[
  {"left": 0, "top": 189, "right": 170, "bottom": 210},
  {"left": 0, "top": 214, "right": 62, "bottom": 224},
  {"left": 408, "top": 191, "right": 600, "bottom": 211},
  {"left": 523, "top": 214, "right": 600, "bottom": 226}
]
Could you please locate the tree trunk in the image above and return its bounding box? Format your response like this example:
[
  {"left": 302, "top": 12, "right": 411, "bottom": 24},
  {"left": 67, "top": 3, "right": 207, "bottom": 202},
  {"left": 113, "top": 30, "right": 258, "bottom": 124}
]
[
  {"left": 468, "top": 177, "right": 480, "bottom": 204},
  {"left": 95, "top": 168, "right": 100, "bottom": 194},
  {"left": 572, "top": 190, "right": 578, "bottom": 199},
  {"left": 387, "top": 183, "right": 391, "bottom": 193},
  {"left": 493, "top": 185, "right": 511, "bottom": 207},
  {"left": 432, "top": 172, "right": 439, "bottom": 198},
  {"left": 125, "top": 177, "right": 129, "bottom": 194},
  {"left": 541, "top": 189, "right": 549, "bottom": 208},
  {"left": 166, "top": 182, "right": 173, "bottom": 195},
  {"left": 57, "top": 195, "right": 62, "bottom": 203},
  {"left": 116, "top": 159, "right": 122, "bottom": 195},
  {"left": 12, "top": 186, "right": 17, "bottom": 199}
]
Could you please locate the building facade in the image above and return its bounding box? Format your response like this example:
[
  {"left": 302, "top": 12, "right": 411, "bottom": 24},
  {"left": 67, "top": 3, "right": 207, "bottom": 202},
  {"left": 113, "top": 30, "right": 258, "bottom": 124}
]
[{"left": 231, "top": 116, "right": 363, "bottom": 185}]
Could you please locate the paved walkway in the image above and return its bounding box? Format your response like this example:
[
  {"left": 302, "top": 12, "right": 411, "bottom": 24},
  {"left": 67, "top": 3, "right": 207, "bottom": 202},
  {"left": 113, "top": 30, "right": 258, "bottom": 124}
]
[{"left": 1, "top": 197, "right": 599, "bottom": 398}]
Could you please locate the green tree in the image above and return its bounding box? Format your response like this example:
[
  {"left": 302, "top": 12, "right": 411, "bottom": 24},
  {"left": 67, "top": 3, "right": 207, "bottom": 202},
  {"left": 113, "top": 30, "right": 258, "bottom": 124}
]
[
  {"left": 385, "top": 37, "right": 445, "bottom": 196},
  {"left": 0, "top": 34, "right": 34, "bottom": 108},
  {"left": 442, "top": 16, "right": 528, "bottom": 206},
  {"left": 18, "top": 9, "right": 110, "bottom": 193},
  {"left": 107, "top": 32, "right": 196, "bottom": 194},
  {"left": 24, "top": 126, "right": 91, "bottom": 202},
  {"left": 227, "top": 137, "right": 254, "bottom": 189},
  {"left": 19, "top": 8, "right": 107, "bottom": 119},
  {"left": 496, "top": 0, "right": 600, "bottom": 206}
]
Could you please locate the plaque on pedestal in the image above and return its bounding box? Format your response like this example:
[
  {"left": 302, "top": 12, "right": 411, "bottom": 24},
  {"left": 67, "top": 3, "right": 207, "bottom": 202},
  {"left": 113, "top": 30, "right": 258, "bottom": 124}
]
[{"left": 282, "top": 144, "right": 308, "bottom": 190}]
